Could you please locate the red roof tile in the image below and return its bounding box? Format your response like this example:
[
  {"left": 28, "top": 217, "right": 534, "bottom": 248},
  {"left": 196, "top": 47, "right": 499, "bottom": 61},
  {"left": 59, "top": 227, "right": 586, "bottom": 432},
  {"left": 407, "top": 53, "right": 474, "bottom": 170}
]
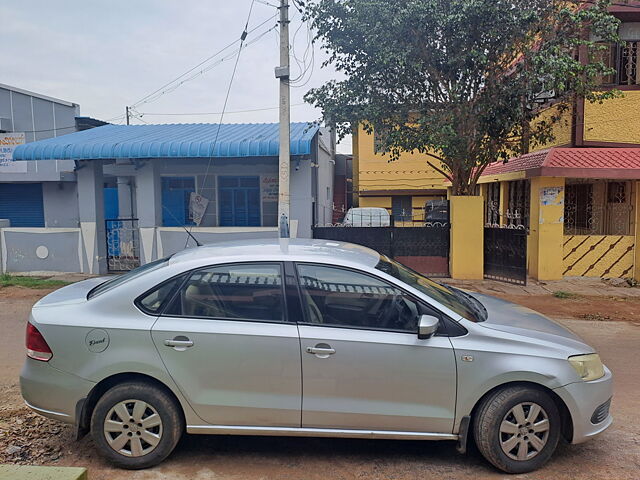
[
  {"left": 482, "top": 149, "right": 550, "bottom": 176},
  {"left": 481, "top": 148, "right": 640, "bottom": 179}
]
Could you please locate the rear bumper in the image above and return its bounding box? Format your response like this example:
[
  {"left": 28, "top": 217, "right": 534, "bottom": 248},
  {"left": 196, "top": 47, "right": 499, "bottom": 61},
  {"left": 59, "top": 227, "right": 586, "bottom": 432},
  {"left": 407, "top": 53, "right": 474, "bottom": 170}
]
[
  {"left": 20, "top": 358, "right": 95, "bottom": 425},
  {"left": 553, "top": 366, "right": 613, "bottom": 444}
]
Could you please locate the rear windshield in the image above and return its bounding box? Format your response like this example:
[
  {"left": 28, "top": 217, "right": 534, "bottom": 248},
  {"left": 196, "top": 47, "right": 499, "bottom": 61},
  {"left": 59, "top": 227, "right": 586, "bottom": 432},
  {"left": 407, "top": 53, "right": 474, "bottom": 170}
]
[
  {"left": 87, "top": 257, "right": 172, "bottom": 299},
  {"left": 375, "top": 256, "right": 486, "bottom": 322}
]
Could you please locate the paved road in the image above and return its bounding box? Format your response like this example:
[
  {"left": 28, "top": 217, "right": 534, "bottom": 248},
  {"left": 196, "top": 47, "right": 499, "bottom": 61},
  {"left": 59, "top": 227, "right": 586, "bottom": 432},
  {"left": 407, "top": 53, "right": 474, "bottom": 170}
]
[{"left": 1, "top": 286, "right": 638, "bottom": 479}]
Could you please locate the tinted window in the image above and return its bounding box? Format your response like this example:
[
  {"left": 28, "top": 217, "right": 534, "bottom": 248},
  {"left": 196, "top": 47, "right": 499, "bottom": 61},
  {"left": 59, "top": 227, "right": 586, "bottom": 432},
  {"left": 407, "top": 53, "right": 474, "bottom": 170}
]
[
  {"left": 165, "top": 263, "right": 284, "bottom": 322},
  {"left": 136, "top": 276, "right": 183, "bottom": 315},
  {"left": 297, "top": 264, "right": 421, "bottom": 332},
  {"left": 375, "top": 256, "right": 485, "bottom": 322}
]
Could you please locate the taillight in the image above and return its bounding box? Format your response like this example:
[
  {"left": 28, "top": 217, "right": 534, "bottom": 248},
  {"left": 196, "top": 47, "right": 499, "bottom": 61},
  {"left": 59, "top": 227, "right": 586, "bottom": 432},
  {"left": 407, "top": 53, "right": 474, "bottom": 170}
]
[{"left": 26, "top": 322, "right": 52, "bottom": 362}]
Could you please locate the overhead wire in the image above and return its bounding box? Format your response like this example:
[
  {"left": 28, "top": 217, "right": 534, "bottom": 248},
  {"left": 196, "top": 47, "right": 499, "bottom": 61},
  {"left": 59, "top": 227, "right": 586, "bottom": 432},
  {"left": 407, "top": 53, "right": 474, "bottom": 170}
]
[
  {"left": 190, "top": 0, "right": 258, "bottom": 241},
  {"left": 139, "top": 103, "right": 305, "bottom": 117},
  {"left": 287, "top": 2, "right": 316, "bottom": 88},
  {"left": 130, "top": 13, "right": 277, "bottom": 109}
]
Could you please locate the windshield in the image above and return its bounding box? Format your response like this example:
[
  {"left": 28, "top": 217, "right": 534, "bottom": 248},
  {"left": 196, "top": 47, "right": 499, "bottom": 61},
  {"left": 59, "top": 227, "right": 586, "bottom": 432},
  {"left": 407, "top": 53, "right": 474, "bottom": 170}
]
[
  {"left": 375, "top": 255, "right": 486, "bottom": 322},
  {"left": 87, "top": 256, "right": 172, "bottom": 299}
]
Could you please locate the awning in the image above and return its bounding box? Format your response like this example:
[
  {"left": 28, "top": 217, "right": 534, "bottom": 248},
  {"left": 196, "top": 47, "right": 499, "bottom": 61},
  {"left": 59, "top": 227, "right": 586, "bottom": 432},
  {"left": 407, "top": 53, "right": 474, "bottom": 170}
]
[
  {"left": 481, "top": 147, "right": 640, "bottom": 179},
  {"left": 13, "top": 122, "right": 320, "bottom": 161}
]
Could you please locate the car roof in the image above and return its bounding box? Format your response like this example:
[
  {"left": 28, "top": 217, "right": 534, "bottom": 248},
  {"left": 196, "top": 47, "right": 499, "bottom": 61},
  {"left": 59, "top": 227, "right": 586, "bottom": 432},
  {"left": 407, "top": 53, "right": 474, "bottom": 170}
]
[{"left": 169, "top": 238, "right": 381, "bottom": 268}]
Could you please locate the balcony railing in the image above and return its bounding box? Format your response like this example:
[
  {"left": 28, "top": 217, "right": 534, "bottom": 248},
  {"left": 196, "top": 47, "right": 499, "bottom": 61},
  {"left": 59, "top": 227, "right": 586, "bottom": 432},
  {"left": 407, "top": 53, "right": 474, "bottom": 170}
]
[{"left": 620, "top": 41, "right": 639, "bottom": 86}]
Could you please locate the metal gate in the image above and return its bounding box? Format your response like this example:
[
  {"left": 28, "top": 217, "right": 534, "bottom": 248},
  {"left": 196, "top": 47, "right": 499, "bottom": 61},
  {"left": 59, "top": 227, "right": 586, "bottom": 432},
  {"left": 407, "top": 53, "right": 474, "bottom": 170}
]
[
  {"left": 483, "top": 227, "right": 527, "bottom": 285},
  {"left": 106, "top": 218, "right": 140, "bottom": 272},
  {"left": 313, "top": 220, "right": 449, "bottom": 277}
]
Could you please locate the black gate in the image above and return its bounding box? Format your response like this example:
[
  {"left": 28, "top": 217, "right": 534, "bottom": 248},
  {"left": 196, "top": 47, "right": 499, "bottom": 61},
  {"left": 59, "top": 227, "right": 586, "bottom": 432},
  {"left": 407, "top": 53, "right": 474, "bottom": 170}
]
[
  {"left": 483, "top": 227, "right": 527, "bottom": 285},
  {"left": 106, "top": 218, "right": 141, "bottom": 272},
  {"left": 313, "top": 222, "right": 449, "bottom": 277}
]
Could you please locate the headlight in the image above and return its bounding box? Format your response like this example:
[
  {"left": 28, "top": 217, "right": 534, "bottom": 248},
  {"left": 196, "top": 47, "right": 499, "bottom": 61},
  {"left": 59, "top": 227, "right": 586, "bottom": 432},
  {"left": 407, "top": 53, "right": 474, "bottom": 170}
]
[{"left": 568, "top": 354, "right": 605, "bottom": 381}]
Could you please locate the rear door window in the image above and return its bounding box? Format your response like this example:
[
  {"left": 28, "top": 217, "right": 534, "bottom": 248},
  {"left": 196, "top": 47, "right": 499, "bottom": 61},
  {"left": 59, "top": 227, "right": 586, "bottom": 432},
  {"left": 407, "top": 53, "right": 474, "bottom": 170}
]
[{"left": 164, "top": 263, "right": 286, "bottom": 322}]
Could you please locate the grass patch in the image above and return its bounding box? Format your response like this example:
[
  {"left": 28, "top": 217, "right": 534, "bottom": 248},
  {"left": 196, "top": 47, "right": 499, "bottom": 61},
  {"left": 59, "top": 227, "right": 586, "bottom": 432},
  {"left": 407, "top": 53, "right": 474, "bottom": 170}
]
[
  {"left": 552, "top": 290, "right": 578, "bottom": 299},
  {"left": 0, "top": 274, "right": 70, "bottom": 289}
]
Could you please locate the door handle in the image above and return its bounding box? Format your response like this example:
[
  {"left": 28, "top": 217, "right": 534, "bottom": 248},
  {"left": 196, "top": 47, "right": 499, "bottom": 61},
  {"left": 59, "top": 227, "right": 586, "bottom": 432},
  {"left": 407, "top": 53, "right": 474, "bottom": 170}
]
[
  {"left": 164, "top": 337, "right": 194, "bottom": 350},
  {"left": 306, "top": 344, "right": 336, "bottom": 357}
]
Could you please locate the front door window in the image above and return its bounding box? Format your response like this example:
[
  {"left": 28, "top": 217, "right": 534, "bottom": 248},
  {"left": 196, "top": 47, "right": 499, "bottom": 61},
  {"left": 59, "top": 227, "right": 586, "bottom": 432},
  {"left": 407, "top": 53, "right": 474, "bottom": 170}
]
[{"left": 297, "top": 264, "right": 420, "bottom": 332}]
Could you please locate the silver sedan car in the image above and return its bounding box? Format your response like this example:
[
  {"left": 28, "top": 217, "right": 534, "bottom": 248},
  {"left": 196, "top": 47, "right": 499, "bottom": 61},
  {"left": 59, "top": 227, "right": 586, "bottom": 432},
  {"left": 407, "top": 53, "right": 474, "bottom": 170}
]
[{"left": 20, "top": 239, "right": 612, "bottom": 473}]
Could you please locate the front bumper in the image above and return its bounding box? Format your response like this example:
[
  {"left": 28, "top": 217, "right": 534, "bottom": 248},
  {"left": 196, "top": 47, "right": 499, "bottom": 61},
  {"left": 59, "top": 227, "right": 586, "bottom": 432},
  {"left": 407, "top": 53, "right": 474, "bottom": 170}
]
[
  {"left": 20, "top": 358, "right": 95, "bottom": 425},
  {"left": 553, "top": 365, "right": 613, "bottom": 444}
]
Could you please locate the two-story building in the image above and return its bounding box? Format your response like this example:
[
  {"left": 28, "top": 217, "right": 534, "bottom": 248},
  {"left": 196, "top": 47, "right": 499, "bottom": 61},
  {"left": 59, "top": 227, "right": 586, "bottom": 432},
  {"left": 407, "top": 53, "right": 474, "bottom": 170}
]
[
  {"left": 478, "top": 2, "right": 640, "bottom": 281},
  {"left": 351, "top": 2, "right": 640, "bottom": 282}
]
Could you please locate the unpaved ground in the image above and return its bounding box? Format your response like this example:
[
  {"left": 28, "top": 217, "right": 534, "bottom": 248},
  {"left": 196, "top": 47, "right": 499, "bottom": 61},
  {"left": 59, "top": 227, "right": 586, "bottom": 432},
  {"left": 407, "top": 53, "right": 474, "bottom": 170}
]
[
  {"left": 497, "top": 294, "right": 640, "bottom": 325},
  {"left": 1, "top": 285, "right": 639, "bottom": 479}
]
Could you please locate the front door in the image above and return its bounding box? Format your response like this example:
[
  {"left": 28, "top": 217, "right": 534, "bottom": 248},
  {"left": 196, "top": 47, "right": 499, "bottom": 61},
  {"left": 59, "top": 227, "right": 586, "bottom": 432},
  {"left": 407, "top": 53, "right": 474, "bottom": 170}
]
[
  {"left": 295, "top": 263, "right": 457, "bottom": 433},
  {"left": 151, "top": 262, "right": 301, "bottom": 427}
]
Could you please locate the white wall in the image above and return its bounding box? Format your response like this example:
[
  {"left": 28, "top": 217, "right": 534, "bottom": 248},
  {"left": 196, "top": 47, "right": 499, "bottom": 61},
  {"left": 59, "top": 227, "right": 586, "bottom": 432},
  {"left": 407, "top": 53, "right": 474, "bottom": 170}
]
[{"left": 42, "top": 181, "right": 79, "bottom": 227}]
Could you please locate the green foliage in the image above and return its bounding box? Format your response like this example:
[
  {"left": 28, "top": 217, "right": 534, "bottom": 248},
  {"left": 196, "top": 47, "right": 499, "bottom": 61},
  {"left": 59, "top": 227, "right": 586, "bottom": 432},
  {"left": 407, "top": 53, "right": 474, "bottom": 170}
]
[
  {"left": 553, "top": 290, "right": 578, "bottom": 299},
  {"left": 0, "top": 274, "right": 70, "bottom": 289},
  {"left": 304, "top": 0, "right": 620, "bottom": 194}
]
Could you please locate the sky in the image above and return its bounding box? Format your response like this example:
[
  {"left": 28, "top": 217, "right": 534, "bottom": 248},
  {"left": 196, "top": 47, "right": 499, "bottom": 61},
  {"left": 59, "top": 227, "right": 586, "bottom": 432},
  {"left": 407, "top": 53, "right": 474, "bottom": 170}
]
[{"left": 0, "top": 0, "right": 352, "bottom": 153}]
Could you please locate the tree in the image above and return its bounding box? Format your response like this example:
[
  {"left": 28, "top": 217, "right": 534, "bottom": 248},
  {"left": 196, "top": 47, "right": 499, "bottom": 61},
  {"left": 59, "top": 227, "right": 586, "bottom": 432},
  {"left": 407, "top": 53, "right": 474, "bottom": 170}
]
[{"left": 304, "top": 0, "right": 620, "bottom": 195}]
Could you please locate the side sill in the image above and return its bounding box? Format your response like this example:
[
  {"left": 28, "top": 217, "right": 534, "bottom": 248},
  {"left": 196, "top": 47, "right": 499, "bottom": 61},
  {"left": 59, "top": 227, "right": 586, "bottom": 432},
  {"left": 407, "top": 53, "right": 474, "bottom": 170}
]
[{"left": 186, "top": 425, "right": 458, "bottom": 441}]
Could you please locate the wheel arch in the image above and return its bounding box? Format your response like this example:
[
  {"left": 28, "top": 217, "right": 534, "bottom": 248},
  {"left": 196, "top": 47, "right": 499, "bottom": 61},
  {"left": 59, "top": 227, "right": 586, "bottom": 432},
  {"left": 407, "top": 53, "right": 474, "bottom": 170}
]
[
  {"left": 75, "top": 372, "right": 186, "bottom": 438},
  {"left": 467, "top": 381, "right": 574, "bottom": 444}
]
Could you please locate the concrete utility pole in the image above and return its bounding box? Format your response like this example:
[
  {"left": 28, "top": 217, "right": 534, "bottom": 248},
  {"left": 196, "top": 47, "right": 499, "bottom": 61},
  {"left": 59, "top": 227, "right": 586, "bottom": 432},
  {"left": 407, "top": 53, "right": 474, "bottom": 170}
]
[
  {"left": 276, "top": 0, "right": 290, "bottom": 238},
  {"left": 126, "top": 106, "right": 130, "bottom": 125}
]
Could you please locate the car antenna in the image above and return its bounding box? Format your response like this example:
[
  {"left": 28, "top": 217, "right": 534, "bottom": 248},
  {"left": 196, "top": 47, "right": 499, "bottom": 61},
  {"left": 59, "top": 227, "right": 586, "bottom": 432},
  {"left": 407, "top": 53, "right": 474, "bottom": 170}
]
[
  {"left": 161, "top": 206, "right": 202, "bottom": 247},
  {"left": 182, "top": 226, "right": 202, "bottom": 247}
]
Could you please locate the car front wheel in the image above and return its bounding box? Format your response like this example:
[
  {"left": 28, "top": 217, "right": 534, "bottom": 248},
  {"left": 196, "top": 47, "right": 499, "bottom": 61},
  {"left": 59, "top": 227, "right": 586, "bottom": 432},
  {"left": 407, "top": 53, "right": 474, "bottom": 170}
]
[
  {"left": 90, "top": 382, "right": 184, "bottom": 469},
  {"left": 473, "top": 385, "right": 561, "bottom": 473}
]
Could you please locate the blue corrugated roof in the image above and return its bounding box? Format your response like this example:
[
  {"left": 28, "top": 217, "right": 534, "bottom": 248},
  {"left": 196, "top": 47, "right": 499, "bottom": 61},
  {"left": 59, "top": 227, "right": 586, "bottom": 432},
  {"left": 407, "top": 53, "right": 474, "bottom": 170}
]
[{"left": 13, "top": 122, "right": 319, "bottom": 160}]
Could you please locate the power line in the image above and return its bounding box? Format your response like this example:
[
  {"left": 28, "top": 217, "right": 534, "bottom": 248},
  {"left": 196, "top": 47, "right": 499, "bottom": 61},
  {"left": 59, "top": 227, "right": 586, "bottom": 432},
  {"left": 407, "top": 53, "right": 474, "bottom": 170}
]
[
  {"left": 139, "top": 103, "right": 305, "bottom": 116},
  {"left": 184, "top": 0, "right": 259, "bottom": 247},
  {"left": 288, "top": 8, "right": 316, "bottom": 87},
  {"left": 12, "top": 125, "right": 77, "bottom": 134},
  {"left": 199, "top": 0, "right": 256, "bottom": 194},
  {"left": 130, "top": 13, "right": 277, "bottom": 108}
]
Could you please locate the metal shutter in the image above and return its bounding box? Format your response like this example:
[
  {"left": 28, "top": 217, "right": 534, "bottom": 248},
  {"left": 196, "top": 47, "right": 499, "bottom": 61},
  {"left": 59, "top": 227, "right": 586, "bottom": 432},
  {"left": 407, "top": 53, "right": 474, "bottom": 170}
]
[{"left": 0, "top": 183, "right": 45, "bottom": 227}]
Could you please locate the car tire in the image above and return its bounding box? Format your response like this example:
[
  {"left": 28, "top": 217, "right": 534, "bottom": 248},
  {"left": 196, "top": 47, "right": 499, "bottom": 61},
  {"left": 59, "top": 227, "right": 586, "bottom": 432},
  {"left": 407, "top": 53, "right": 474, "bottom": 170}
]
[
  {"left": 90, "top": 382, "right": 184, "bottom": 469},
  {"left": 473, "top": 385, "right": 561, "bottom": 474}
]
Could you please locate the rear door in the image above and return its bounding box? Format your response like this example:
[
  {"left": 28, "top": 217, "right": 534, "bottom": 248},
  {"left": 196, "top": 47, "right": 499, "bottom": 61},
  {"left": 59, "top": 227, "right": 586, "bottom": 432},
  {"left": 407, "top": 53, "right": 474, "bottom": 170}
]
[
  {"left": 151, "top": 262, "right": 301, "bottom": 427},
  {"left": 295, "top": 263, "right": 457, "bottom": 433}
]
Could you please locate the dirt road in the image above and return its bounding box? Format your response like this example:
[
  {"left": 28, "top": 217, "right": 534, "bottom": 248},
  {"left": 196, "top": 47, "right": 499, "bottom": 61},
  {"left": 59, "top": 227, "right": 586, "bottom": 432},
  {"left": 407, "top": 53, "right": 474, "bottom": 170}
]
[{"left": 1, "top": 286, "right": 639, "bottom": 479}]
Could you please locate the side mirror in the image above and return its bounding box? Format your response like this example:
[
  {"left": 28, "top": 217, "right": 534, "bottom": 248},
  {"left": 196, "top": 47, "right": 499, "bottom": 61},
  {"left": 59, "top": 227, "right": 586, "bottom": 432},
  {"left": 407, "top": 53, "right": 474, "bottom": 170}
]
[{"left": 418, "top": 315, "right": 439, "bottom": 340}]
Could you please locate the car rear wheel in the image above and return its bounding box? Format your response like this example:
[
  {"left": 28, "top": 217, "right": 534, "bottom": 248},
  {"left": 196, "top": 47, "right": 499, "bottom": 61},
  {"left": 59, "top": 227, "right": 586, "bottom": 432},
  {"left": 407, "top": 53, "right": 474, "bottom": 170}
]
[
  {"left": 90, "top": 382, "right": 183, "bottom": 469},
  {"left": 473, "top": 385, "right": 561, "bottom": 473}
]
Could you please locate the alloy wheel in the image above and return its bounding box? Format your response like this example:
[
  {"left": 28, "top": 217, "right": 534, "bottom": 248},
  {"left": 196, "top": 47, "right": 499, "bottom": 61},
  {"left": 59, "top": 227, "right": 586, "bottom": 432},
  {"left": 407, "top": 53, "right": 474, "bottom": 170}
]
[
  {"left": 499, "top": 402, "right": 550, "bottom": 461},
  {"left": 103, "top": 399, "right": 163, "bottom": 457}
]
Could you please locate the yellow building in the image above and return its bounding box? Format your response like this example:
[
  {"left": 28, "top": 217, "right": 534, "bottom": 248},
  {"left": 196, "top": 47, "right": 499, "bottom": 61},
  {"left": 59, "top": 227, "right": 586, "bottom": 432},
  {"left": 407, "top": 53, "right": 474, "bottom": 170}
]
[
  {"left": 476, "top": 5, "right": 640, "bottom": 282},
  {"left": 348, "top": 4, "right": 640, "bottom": 282},
  {"left": 352, "top": 123, "right": 449, "bottom": 225},
  {"left": 351, "top": 4, "right": 640, "bottom": 282}
]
